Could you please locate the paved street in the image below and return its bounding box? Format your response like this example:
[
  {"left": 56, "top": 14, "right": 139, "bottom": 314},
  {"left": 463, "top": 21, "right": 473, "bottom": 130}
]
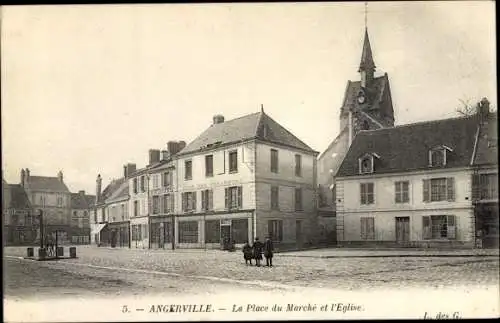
[
  {"left": 4, "top": 246, "right": 499, "bottom": 292},
  {"left": 3, "top": 246, "right": 499, "bottom": 321}
]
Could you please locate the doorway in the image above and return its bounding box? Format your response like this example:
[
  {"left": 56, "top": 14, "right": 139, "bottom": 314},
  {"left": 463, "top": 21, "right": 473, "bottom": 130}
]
[{"left": 395, "top": 217, "right": 410, "bottom": 243}]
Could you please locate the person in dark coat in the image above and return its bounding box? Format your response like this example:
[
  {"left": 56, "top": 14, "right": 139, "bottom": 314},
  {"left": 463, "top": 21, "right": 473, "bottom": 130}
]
[
  {"left": 242, "top": 242, "right": 253, "bottom": 265},
  {"left": 252, "top": 237, "right": 264, "bottom": 267},
  {"left": 263, "top": 236, "right": 274, "bottom": 267}
]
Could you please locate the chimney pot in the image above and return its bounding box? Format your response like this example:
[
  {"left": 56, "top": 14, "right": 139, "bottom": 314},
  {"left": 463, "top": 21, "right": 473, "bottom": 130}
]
[
  {"left": 57, "top": 170, "right": 63, "bottom": 182},
  {"left": 79, "top": 190, "right": 85, "bottom": 195}
]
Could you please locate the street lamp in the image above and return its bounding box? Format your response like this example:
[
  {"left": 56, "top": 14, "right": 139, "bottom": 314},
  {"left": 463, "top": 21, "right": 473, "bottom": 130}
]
[{"left": 38, "top": 209, "right": 44, "bottom": 250}]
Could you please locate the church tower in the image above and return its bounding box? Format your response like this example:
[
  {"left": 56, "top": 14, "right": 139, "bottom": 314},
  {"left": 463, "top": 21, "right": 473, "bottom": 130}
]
[
  {"left": 339, "top": 27, "right": 395, "bottom": 146},
  {"left": 317, "top": 25, "right": 396, "bottom": 238}
]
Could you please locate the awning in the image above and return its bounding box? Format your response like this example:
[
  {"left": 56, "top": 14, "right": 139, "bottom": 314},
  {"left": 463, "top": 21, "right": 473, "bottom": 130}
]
[{"left": 91, "top": 223, "right": 108, "bottom": 235}]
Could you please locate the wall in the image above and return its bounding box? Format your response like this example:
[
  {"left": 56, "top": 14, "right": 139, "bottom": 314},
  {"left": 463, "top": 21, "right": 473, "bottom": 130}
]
[
  {"left": 176, "top": 142, "right": 257, "bottom": 214},
  {"left": 317, "top": 130, "right": 350, "bottom": 207},
  {"left": 336, "top": 168, "right": 475, "bottom": 245},
  {"left": 254, "top": 142, "right": 318, "bottom": 247}
]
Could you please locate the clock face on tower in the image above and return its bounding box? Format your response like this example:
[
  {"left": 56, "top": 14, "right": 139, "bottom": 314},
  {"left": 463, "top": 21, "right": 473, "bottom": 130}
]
[{"left": 357, "top": 90, "right": 366, "bottom": 104}]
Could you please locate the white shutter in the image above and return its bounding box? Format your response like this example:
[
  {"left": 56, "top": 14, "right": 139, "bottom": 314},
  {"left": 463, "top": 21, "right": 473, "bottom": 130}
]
[{"left": 215, "top": 150, "right": 225, "bottom": 175}]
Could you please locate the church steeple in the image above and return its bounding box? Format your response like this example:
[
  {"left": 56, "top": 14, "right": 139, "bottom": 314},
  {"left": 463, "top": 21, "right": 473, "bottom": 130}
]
[{"left": 358, "top": 28, "right": 376, "bottom": 88}]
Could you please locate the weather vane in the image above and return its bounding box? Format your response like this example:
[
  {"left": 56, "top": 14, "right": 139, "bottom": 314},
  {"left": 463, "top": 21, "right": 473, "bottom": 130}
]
[{"left": 364, "top": 2, "right": 368, "bottom": 29}]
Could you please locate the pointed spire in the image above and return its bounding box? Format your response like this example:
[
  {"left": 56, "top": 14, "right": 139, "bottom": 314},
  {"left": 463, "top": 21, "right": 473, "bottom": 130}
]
[
  {"left": 358, "top": 28, "right": 376, "bottom": 72},
  {"left": 261, "top": 104, "right": 264, "bottom": 113}
]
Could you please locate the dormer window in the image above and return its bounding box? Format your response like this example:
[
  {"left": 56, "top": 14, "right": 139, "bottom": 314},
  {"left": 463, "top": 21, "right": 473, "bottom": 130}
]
[
  {"left": 358, "top": 153, "right": 380, "bottom": 174},
  {"left": 429, "top": 145, "right": 453, "bottom": 167}
]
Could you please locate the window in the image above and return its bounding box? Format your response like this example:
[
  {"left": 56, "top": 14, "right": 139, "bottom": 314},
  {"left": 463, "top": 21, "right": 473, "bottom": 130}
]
[
  {"left": 268, "top": 220, "right": 283, "bottom": 242},
  {"left": 182, "top": 192, "right": 196, "bottom": 212},
  {"left": 185, "top": 160, "right": 192, "bottom": 180},
  {"left": 73, "top": 211, "right": 77, "bottom": 217},
  {"left": 362, "top": 120, "right": 369, "bottom": 130},
  {"left": 205, "top": 155, "right": 214, "bottom": 177},
  {"left": 163, "top": 194, "right": 174, "bottom": 213},
  {"left": 360, "top": 217, "right": 375, "bottom": 240},
  {"left": 271, "top": 149, "right": 279, "bottom": 173},
  {"left": 231, "top": 219, "right": 249, "bottom": 243},
  {"left": 225, "top": 186, "right": 242, "bottom": 210},
  {"left": 229, "top": 151, "right": 238, "bottom": 173},
  {"left": 271, "top": 186, "right": 279, "bottom": 210},
  {"left": 359, "top": 157, "right": 373, "bottom": 174},
  {"left": 101, "top": 208, "right": 106, "bottom": 222},
  {"left": 295, "top": 154, "right": 302, "bottom": 177},
  {"left": 131, "top": 224, "right": 142, "bottom": 241},
  {"left": 360, "top": 183, "right": 375, "bottom": 204},
  {"left": 473, "top": 173, "right": 498, "bottom": 200},
  {"left": 395, "top": 181, "right": 410, "bottom": 203},
  {"left": 57, "top": 196, "right": 63, "bottom": 207},
  {"left": 294, "top": 188, "right": 303, "bottom": 211},
  {"left": 94, "top": 210, "right": 97, "bottom": 223},
  {"left": 423, "top": 178, "right": 455, "bottom": 202},
  {"left": 430, "top": 149, "right": 444, "bottom": 167},
  {"left": 133, "top": 178, "right": 138, "bottom": 193},
  {"left": 201, "top": 189, "right": 213, "bottom": 211},
  {"left": 152, "top": 196, "right": 160, "bottom": 214},
  {"left": 422, "top": 215, "right": 456, "bottom": 239},
  {"left": 205, "top": 220, "right": 221, "bottom": 243},
  {"left": 134, "top": 201, "right": 138, "bottom": 217},
  {"left": 83, "top": 211, "right": 88, "bottom": 218},
  {"left": 120, "top": 205, "right": 125, "bottom": 220},
  {"left": 162, "top": 171, "right": 173, "bottom": 188},
  {"left": 140, "top": 176, "right": 145, "bottom": 192},
  {"left": 179, "top": 221, "right": 198, "bottom": 243}
]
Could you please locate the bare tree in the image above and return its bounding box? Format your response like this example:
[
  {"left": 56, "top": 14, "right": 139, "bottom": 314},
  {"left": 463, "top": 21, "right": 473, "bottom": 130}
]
[{"left": 456, "top": 97, "right": 496, "bottom": 116}]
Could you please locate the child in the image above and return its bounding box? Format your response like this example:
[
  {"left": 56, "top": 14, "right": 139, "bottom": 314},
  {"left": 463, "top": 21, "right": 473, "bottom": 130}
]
[{"left": 242, "top": 242, "right": 253, "bottom": 265}]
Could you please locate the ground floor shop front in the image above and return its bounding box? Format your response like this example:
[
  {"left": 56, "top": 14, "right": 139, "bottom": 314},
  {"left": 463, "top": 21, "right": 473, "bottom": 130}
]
[{"left": 475, "top": 202, "right": 499, "bottom": 248}]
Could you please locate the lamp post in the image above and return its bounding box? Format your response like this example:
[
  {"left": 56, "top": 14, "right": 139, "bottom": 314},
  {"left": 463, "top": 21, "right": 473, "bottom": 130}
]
[{"left": 38, "top": 209, "right": 44, "bottom": 250}]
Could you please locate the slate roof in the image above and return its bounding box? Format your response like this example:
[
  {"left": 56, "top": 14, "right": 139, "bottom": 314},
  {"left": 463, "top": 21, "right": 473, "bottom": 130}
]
[
  {"left": 7, "top": 184, "right": 31, "bottom": 209},
  {"left": 337, "top": 114, "right": 483, "bottom": 177},
  {"left": 25, "top": 176, "right": 70, "bottom": 192},
  {"left": 99, "top": 177, "right": 127, "bottom": 204},
  {"left": 178, "top": 111, "right": 317, "bottom": 156},
  {"left": 359, "top": 28, "right": 376, "bottom": 72},
  {"left": 106, "top": 180, "right": 129, "bottom": 203},
  {"left": 473, "top": 112, "right": 498, "bottom": 166},
  {"left": 71, "top": 192, "right": 96, "bottom": 209}
]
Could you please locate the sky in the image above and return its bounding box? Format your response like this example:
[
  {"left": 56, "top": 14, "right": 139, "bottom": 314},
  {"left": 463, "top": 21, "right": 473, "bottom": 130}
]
[{"left": 1, "top": 2, "right": 496, "bottom": 195}]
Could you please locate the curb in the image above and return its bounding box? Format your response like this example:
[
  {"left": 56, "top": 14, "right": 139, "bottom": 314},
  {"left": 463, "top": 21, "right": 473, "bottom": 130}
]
[{"left": 278, "top": 254, "right": 499, "bottom": 259}]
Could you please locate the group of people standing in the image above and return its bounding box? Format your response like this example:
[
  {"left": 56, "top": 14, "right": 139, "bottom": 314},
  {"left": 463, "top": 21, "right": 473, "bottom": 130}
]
[{"left": 242, "top": 237, "right": 274, "bottom": 267}]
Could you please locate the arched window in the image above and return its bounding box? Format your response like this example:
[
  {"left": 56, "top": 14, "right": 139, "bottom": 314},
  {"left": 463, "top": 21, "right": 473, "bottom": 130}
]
[{"left": 362, "top": 120, "right": 369, "bottom": 130}]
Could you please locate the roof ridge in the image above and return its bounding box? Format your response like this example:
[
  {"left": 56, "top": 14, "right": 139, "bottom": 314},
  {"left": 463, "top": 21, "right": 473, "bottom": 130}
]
[{"left": 357, "top": 114, "right": 478, "bottom": 134}]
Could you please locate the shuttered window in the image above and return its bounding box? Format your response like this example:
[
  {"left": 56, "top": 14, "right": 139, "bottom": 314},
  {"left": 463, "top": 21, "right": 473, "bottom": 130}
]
[
  {"left": 422, "top": 215, "right": 456, "bottom": 239},
  {"left": 152, "top": 196, "right": 160, "bottom": 214},
  {"left": 271, "top": 149, "right": 279, "bottom": 173},
  {"left": 229, "top": 151, "right": 238, "bottom": 173},
  {"left": 395, "top": 181, "right": 410, "bottom": 203},
  {"left": 360, "top": 217, "right": 375, "bottom": 240},
  {"left": 295, "top": 154, "right": 302, "bottom": 177},
  {"left": 271, "top": 186, "right": 279, "bottom": 210},
  {"left": 225, "top": 186, "right": 242, "bottom": 209},
  {"left": 205, "top": 155, "right": 214, "bottom": 177},
  {"left": 182, "top": 192, "right": 196, "bottom": 212},
  {"left": 423, "top": 178, "right": 455, "bottom": 202},
  {"left": 201, "top": 189, "right": 213, "bottom": 211},
  {"left": 294, "top": 188, "right": 303, "bottom": 211},
  {"left": 360, "top": 183, "right": 374, "bottom": 204},
  {"left": 185, "top": 160, "right": 192, "bottom": 180}
]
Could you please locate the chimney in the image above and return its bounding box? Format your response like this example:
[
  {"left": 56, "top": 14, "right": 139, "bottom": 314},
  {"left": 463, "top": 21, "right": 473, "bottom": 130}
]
[
  {"left": 123, "top": 163, "right": 137, "bottom": 178},
  {"left": 178, "top": 141, "right": 186, "bottom": 151},
  {"left": 148, "top": 149, "right": 161, "bottom": 165},
  {"left": 21, "top": 169, "right": 25, "bottom": 187},
  {"left": 213, "top": 114, "right": 225, "bottom": 125},
  {"left": 161, "top": 150, "right": 170, "bottom": 161},
  {"left": 476, "top": 97, "right": 491, "bottom": 125},
  {"left": 57, "top": 170, "right": 63, "bottom": 182},
  {"left": 79, "top": 190, "right": 85, "bottom": 196},
  {"left": 26, "top": 168, "right": 30, "bottom": 182},
  {"left": 96, "top": 174, "right": 102, "bottom": 202}
]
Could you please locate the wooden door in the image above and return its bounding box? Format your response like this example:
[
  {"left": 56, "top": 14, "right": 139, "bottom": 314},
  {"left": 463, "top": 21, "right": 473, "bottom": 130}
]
[{"left": 395, "top": 217, "right": 410, "bottom": 243}]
